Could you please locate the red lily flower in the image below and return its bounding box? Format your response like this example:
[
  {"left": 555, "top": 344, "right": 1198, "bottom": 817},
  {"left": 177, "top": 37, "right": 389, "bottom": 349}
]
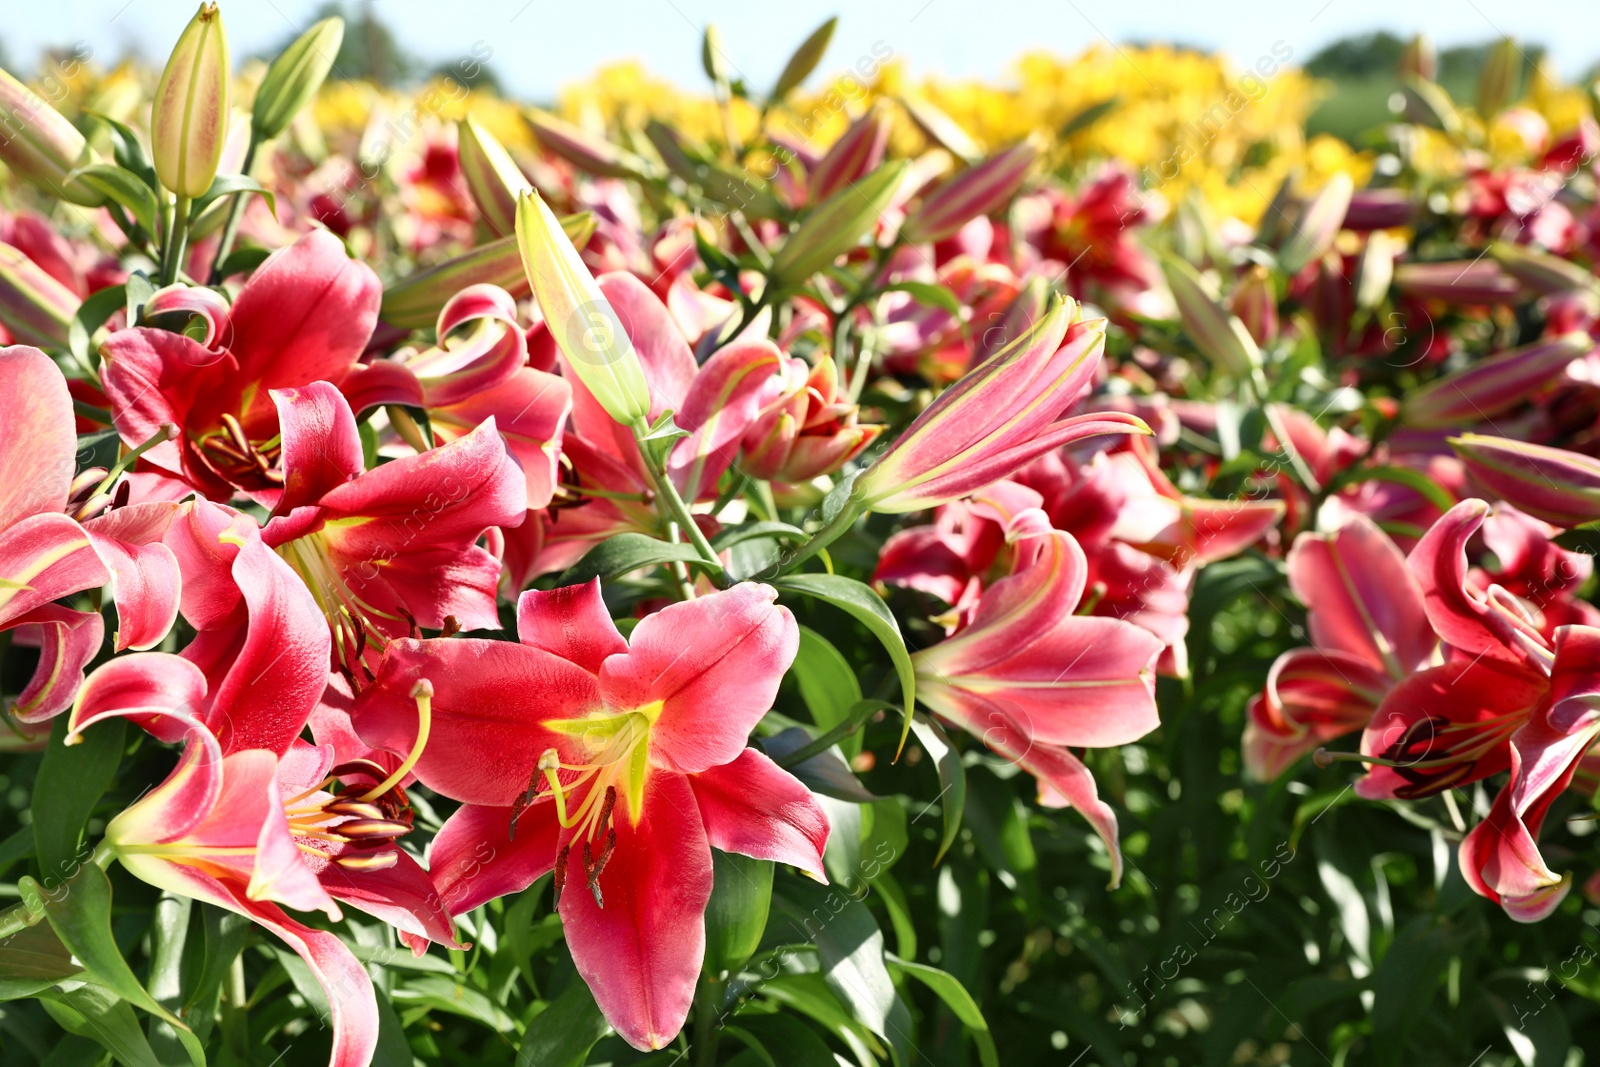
[
  {"left": 1244, "top": 506, "right": 1439, "bottom": 780},
  {"left": 0, "top": 346, "right": 110, "bottom": 723},
  {"left": 1344, "top": 500, "right": 1600, "bottom": 919},
  {"left": 350, "top": 580, "right": 827, "bottom": 1049},
  {"left": 258, "top": 382, "right": 527, "bottom": 683},
  {"left": 912, "top": 509, "right": 1162, "bottom": 886},
  {"left": 101, "top": 230, "right": 381, "bottom": 503}
]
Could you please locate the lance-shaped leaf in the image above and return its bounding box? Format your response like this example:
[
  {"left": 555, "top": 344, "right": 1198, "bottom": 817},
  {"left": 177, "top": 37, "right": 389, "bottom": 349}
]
[
  {"left": 1277, "top": 172, "right": 1353, "bottom": 276},
  {"left": 1159, "top": 254, "right": 1261, "bottom": 375},
  {"left": 151, "top": 2, "right": 230, "bottom": 198},
  {"left": 1450, "top": 434, "right": 1600, "bottom": 526},
  {"left": 1402, "top": 333, "right": 1592, "bottom": 429},
  {"left": 901, "top": 141, "right": 1038, "bottom": 244},
  {"left": 252, "top": 16, "right": 343, "bottom": 140},
  {"left": 769, "top": 160, "right": 907, "bottom": 290},
  {"left": 517, "top": 189, "right": 652, "bottom": 425}
]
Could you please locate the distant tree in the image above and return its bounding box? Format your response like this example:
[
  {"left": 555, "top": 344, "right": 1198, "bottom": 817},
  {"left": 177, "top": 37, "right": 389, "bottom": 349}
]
[
  {"left": 259, "top": 2, "right": 420, "bottom": 86},
  {"left": 1303, "top": 32, "right": 1407, "bottom": 79}
]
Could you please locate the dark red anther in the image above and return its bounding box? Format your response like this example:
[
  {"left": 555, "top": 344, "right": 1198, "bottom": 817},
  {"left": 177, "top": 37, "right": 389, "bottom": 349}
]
[
  {"left": 597, "top": 786, "right": 617, "bottom": 835},
  {"left": 508, "top": 764, "right": 545, "bottom": 840},
  {"left": 439, "top": 615, "right": 461, "bottom": 639},
  {"left": 582, "top": 839, "right": 605, "bottom": 909},
  {"left": 552, "top": 844, "right": 571, "bottom": 907},
  {"left": 111, "top": 479, "right": 131, "bottom": 510}
]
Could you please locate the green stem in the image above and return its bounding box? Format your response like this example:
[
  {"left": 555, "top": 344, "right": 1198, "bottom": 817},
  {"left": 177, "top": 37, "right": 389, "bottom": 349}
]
[
  {"left": 692, "top": 976, "right": 725, "bottom": 1067},
  {"left": 0, "top": 897, "right": 43, "bottom": 940},
  {"left": 210, "top": 137, "right": 260, "bottom": 284},
  {"left": 776, "top": 699, "right": 887, "bottom": 769},
  {"left": 160, "top": 196, "right": 192, "bottom": 287},
  {"left": 776, "top": 496, "right": 862, "bottom": 575},
  {"left": 632, "top": 419, "right": 724, "bottom": 576}
]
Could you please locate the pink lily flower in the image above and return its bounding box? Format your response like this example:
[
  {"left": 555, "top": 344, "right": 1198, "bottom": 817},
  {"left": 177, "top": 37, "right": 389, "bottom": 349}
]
[
  {"left": 1243, "top": 506, "right": 1438, "bottom": 780},
  {"left": 350, "top": 580, "right": 827, "bottom": 1049},
  {"left": 101, "top": 230, "right": 381, "bottom": 503},
  {"left": 1348, "top": 500, "right": 1600, "bottom": 918},
  {"left": 340, "top": 284, "right": 572, "bottom": 511},
  {"left": 739, "top": 352, "right": 883, "bottom": 485},
  {"left": 257, "top": 382, "right": 527, "bottom": 684},
  {"left": 912, "top": 509, "right": 1162, "bottom": 886},
  {"left": 0, "top": 346, "right": 111, "bottom": 722},
  {"left": 68, "top": 654, "right": 456, "bottom": 1067}
]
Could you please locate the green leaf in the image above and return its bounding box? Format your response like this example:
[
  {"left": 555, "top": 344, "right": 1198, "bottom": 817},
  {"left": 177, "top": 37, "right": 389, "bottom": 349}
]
[
  {"left": 704, "top": 850, "right": 775, "bottom": 976},
  {"left": 792, "top": 626, "right": 865, "bottom": 758},
  {"left": 40, "top": 984, "right": 164, "bottom": 1067},
  {"left": 1370, "top": 917, "right": 1462, "bottom": 1067},
  {"left": 730, "top": 1014, "right": 839, "bottom": 1067},
  {"left": 1060, "top": 95, "right": 1120, "bottom": 137},
  {"left": 64, "top": 163, "right": 161, "bottom": 235},
  {"left": 517, "top": 978, "right": 611, "bottom": 1066},
  {"left": 83, "top": 112, "right": 157, "bottom": 192},
  {"left": 32, "top": 714, "right": 124, "bottom": 882},
  {"left": 556, "top": 532, "right": 721, "bottom": 585},
  {"left": 22, "top": 864, "right": 204, "bottom": 1065},
  {"left": 68, "top": 282, "right": 128, "bottom": 366},
  {"left": 190, "top": 174, "right": 277, "bottom": 222},
  {"left": 909, "top": 714, "right": 966, "bottom": 864},
  {"left": 877, "top": 280, "right": 964, "bottom": 318},
  {"left": 774, "top": 574, "right": 915, "bottom": 752},
  {"left": 757, "top": 973, "right": 883, "bottom": 1066},
  {"left": 0, "top": 921, "right": 81, "bottom": 1001},
  {"left": 870, "top": 869, "right": 917, "bottom": 961},
  {"left": 772, "top": 878, "right": 912, "bottom": 1064},
  {"left": 1340, "top": 465, "right": 1459, "bottom": 516},
  {"left": 887, "top": 954, "right": 999, "bottom": 1067}
]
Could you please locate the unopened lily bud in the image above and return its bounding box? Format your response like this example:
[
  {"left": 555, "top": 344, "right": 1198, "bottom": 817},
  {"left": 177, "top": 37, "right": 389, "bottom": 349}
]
[
  {"left": 1342, "top": 188, "right": 1413, "bottom": 231},
  {"left": 459, "top": 116, "right": 529, "bottom": 238},
  {"left": 152, "top": 2, "right": 230, "bottom": 198},
  {"left": 1490, "top": 241, "right": 1599, "bottom": 296},
  {"left": 1398, "top": 34, "right": 1436, "bottom": 82},
  {"left": 0, "top": 241, "right": 79, "bottom": 347},
  {"left": 1394, "top": 260, "right": 1525, "bottom": 304},
  {"left": 1353, "top": 231, "right": 1401, "bottom": 312},
  {"left": 526, "top": 108, "right": 654, "bottom": 181},
  {"left": 381, "top": 210, "right": 595, "bottom": 330},
  {"left": 252, "top": 16, "right": 342, "bottom": 141},
  {"left": 769, "top": 17, "right": 836, "bottom": 103},
  {"left": 1478, "top": 37, "right": 1520, "bottom": 117},
  {"left": 769, "top": 159, "right": 907, "bottom": 290},
  {"left": 1160, "top": 254, "right": 1261, "bottom": 376},
  {"left": 0, "top": 67, "right": 103, "bottom": 206},
  {"left": 809, "top": 105, "right": 891, "bottom": 202},
  {"left": 899, "top": 91, "right": 982, "bottom": 164},
  {"left": 1402, "top": 333, "right": 1592, "bottom": 429},
  {"left": 1402, "top": 77, "right": 1463, "bottom": 135},
  {"left": 1231, "top": 264, "right": 1280, "bottom": 346},
  {"left": 1450, "top": 434, "right": 1600, "bottom": 526},
  {"left": 1277, "top": 172, "right": 1353, "bottom": 276},
  {"left": 516, "top": 189, "right": 650, "bottom": 426},
  {"left": 900, "top": 142, "right": 1037, "bottom": 244}
]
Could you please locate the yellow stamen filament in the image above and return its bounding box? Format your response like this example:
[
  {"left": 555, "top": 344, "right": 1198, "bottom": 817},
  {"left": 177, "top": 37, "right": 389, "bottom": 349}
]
[{"left": 360, "top": 680, "right": 432, "bottom": 802}]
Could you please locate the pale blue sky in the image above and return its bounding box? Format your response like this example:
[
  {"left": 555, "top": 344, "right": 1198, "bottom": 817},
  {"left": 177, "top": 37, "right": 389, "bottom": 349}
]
[{"left": 6, "top": 0, "right": 1597, "bottom": 97}]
